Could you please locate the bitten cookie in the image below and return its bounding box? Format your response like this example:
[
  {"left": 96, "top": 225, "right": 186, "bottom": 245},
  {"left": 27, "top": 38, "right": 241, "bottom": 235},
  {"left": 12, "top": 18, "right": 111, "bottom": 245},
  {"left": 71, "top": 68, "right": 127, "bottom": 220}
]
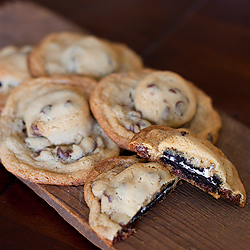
[
  {"left": 129, "top": 125, "right": 246, "bottom": 207},
  {"left": 84, "top": 155, "right": 179, "bottom": 246},
  {"left": 28, "top": 31, "right": 143, "bottom": 79},
  {"left": 0, "top": 76, "right": 120, "bottom": 185},
  {"left": 0, "top": 45, "right": 33, "bottom": 112},
  {"left": 90, "top": 69, "right": 222, "bottom": 150}
]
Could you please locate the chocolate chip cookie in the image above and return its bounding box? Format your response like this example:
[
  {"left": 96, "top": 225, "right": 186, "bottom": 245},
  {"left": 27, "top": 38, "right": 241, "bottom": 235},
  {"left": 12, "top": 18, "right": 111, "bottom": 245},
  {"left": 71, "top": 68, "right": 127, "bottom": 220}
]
[
  {"left": 0, "top": 45, "right": 33, "bottom": 112},
  {"left": 0, "top": 76, "right": 120, "bottom": 185},
  {"left": 129, "top": 125, "right": 246, "bottom": 207},
  {"left": 28, "top": 31, "right": 143, "bottom": 79},
  {"left": 84, "top": 155, "right": 179, "bottom": 246},
  {"left": 90, "top": 69, "right": 222, "bottom": 150}
]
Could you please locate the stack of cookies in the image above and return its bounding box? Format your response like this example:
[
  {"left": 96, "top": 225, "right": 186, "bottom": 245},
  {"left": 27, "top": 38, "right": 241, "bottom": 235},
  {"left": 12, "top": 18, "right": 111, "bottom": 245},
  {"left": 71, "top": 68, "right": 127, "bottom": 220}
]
[{"left": 0, "top": 31, "right": 246, "bottom": 246}]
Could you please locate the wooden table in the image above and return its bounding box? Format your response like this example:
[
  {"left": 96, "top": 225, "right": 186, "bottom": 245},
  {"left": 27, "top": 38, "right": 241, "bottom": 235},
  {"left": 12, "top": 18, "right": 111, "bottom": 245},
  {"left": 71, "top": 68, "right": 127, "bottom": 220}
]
[{"left": 0, "top": 1, "right": 250, "bottom": 249}]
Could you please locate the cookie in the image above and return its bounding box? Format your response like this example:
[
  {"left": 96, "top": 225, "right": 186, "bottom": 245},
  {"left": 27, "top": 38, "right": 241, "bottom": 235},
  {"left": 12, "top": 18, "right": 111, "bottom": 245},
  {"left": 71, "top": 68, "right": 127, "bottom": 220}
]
[
  {"left": 0, "top": 45, "right": 33, "bottom": 112},
  {"left": 129, "top": 125, "right": 246, "bottom": 207},
  {"left": 84, "top": 155, "right": 179, "bottom": 246},
  {"left": 0, "top": 76, "right": 120, "bottom": 185},
  {"left": 28, "top": 31, "right": 143, "bottom": 79},
  {"left": 90, "top": 69, "right": 222, "bottom": 150}
]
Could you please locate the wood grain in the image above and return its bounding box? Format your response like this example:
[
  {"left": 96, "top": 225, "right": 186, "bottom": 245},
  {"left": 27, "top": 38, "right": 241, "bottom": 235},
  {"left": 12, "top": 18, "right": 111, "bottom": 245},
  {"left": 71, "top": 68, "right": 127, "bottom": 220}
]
[
  {"left": 0, "top": 0, "right": 84, "bottom": 48},
  {"left": 0, "top": 179, "right": 99, "bottom": 250},
  {"left": 20, "top": 113, "right": 250, "bottom": 250}
]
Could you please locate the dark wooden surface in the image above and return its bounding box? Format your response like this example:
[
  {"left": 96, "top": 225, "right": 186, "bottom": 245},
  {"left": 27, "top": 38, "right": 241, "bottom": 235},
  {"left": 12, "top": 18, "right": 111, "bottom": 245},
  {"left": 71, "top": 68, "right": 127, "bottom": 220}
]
[{"left": 0, "top": 1, "right": 250, "bottom": 249}]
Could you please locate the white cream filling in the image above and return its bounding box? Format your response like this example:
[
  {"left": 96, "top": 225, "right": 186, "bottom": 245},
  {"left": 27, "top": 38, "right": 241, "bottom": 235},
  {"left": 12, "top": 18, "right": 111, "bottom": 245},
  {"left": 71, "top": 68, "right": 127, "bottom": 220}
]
[{"left": 167, "top": 155, "right": 215, "bottom": 179}]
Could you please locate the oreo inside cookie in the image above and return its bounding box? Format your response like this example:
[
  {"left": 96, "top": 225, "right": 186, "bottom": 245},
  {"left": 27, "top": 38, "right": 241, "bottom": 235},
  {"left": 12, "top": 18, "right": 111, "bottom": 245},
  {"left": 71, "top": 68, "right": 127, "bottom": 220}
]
[
  {"left": 160, "top": 149, "right": 243, "bottom": 206},
  {"left": 113, "top": 180, "right": 176, "bottom": 243},
  {"left": 160, "top": 149, "right": 222, "bottom": 193}
]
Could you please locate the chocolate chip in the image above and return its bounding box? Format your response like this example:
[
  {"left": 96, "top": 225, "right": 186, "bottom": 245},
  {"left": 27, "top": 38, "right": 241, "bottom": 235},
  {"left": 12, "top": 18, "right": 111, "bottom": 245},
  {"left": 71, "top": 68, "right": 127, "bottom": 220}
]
[
  {"left": 147, "top": 83, "right": 158, "bottom": 89},
  {"left": 30, "top": 123, "right": 42, "bottom": 136},
  {"left": 40, "top": 104, "right": 52, "bottom": 114},
  {"left": 103, "top": 191, "right": 112, "bottom": 202},
  {"left": 90, "top": 140, "right": 98, "bottom": 153},
  {"left": 169, "top": 88, "right": 180, "bottom": 94},
  {"left": 34, "top": 149, "right": 42, "bottom": 156},
  {"left": 174, "top": 101, "right": 186, "bottom": 117},
  {"left": 136, "top": 145, "right": 150, "bottom": 159},
  {"left": 147, "top": 83, "right": 158, "bottom": 95},
  {"left": 57, "top": 147, "right": 73, "bottom": 160},
  {"left": 180, "top": 131, "right": 188, "bottom": 136},
  {"left": 0, "top": 81, "right": 2, "bottom": 87},
  {"left": 161, "top": 106, "right": 170, "bottom": 121},
  {"left": 65, "top": 100, "right": 72, "bottom": 107},
  {"left": 33, "top": 150, "right": 42, "bottom": 158},
  {"left": 129, "top": 124, "right": 135, "bottom": 132},
  {"left": 129, "top": 124, "right": 140, "bottom": 133},
  {"left": 137, "top": 119, "right": 151, "bottom": 129}
]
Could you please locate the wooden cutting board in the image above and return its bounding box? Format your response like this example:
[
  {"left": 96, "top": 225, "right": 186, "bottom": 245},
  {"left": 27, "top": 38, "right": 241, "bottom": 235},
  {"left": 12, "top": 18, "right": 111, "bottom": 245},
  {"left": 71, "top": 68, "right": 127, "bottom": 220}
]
[{"left": 1, "top": 2, "right": 249, "bottom": 250}]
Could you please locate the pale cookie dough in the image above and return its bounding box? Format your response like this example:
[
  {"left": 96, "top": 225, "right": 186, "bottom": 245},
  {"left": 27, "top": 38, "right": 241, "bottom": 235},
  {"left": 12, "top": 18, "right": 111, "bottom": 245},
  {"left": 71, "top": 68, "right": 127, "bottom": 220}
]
[
  {"left": 0, "top": 45, "right": 33, "bottom": 112},
  {"left": 28, "top": 31, "right": 143, "bottom": 79},
  {"left": 134, "top": 71, "right": 197, "bottom": 127},
  {"left": 90, "top": 69, "right": 222, "bottom": 150},
  {"left": 84, "top": 155, "right": 179, "bottom": 246},
  {"left": 0, "top": 76, "right": 120, "bottom": 185},
  {"left": 129, "top": 125, "right": 246, "bottom": 207}
]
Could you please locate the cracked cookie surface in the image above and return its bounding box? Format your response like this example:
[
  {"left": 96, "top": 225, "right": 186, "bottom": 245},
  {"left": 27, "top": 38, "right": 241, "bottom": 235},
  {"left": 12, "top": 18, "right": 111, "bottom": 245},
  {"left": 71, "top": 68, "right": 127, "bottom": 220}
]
[
  {"left": 84, "top": 155, "right": 179, "bottom": 246},
  {"left": 129, "top": 125, "right": 246, "bottom": 207},
  {"left": 0, "top": 76, "right": 120, "bottom": 185},
  {"left": 90, "top": 69, "right": 222, "bottom": 150},
  {"left": 28, "top": 31, "right": 143, "bottom": 79}
]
